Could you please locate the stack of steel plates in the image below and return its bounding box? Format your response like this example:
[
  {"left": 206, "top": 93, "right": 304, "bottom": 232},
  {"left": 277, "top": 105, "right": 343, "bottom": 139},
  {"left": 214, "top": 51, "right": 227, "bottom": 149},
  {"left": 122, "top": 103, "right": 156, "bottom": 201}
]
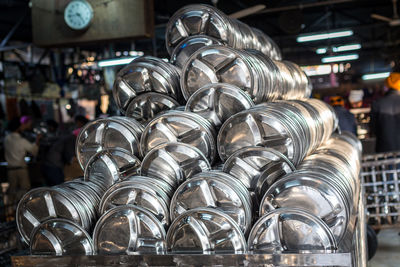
[
  {"left": 180, "top": 46, "right": 309, "bottom": 103},
  {"left": 15, "top": 4, "right": 362, "bottom": 257},
  {"left": 166, "top": 4, "right": 282, "bottom": 60},
  {"left": 217, "top": 99, "right": 338, "bottom": 165}
]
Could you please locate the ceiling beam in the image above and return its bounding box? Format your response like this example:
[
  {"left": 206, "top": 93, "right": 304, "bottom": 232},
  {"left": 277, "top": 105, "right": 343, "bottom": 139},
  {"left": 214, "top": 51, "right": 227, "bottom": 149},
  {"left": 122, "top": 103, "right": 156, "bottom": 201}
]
[{"left": 259, "top": 0, "right": 358, "bottom": 14}]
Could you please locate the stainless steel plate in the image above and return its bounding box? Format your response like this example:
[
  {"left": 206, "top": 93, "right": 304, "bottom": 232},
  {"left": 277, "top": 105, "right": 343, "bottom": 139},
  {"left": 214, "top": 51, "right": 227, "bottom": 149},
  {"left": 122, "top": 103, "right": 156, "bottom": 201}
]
[
  {"left": 165, "top": 5, "right": 228, "bottom": 55},
  {"left": 30, "top": 218, "right": 94, "bottom": 255},
  {"left": 76, "top": 117, "right": 143, "bottom": 170},
  {"left": 259, "top": 172, "right": 349, "bottom": 242},
  {"left": 170, "top": 35, "right": 223, "bottom": 69},
  {"left": 185, "top": 83, "right": 254, "bottom": 128},
  {"left": 181, "top": 45, "right": 257, "bottom": 102},
  {"left": 125, "top": 92, "right": 179, "bottom": 123},
  {"left": 93, "top": 205, "right": 166, "bottom": 255},
  {"left": 223, "top": 146, "right": 295, "bottom": 200},
  {"left": 112, "top": 56, "right": 181, "bottom": 113},
  {"left": 84, "top": 148, "right": 141, "bottom": 188},
  {"left": 16, "top": 188, "right": 85, "bottom": 244},
  {"left": 166, "top": 208, "right": 247, "bottom": 254},
  {"left": 140, "top": 142, "right": 211, "bottom": 187},
  {"left": 170, "top": 174, "right": 252, "bottom": 234},
  {"left": 123, "top": 175, "right": 175, "bottom": 199},
  {"left": 99, "top": 183, "right": 170, "bottom": 228},
  {"left": 248, "top": 208, "right": 337, "bottom": 253},
  {"left": 140, "top": 111, "right": 217, "bottom": 163},
  {"left": 217, "top": 109, "right": 294, "bottom": 162}
]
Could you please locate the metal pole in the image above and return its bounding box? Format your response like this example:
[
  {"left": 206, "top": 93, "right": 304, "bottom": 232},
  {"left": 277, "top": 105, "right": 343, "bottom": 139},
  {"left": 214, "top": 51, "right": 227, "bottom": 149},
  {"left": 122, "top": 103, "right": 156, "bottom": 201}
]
[{"left": 0, "top": 9, "right": 28, "bottom": 47}]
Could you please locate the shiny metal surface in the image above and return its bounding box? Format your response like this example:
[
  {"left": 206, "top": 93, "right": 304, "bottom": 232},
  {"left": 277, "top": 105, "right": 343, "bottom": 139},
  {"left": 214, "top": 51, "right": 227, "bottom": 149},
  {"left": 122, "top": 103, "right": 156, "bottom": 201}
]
[
  {"left": 30, "top": 219, "right": 94, "bottom": 256},
  {"left": 76, "top": 117, "right": 143, "bottom": 170},
  {"left": 217, "top": 109, "right": 296, "bottom": 163},
  {"left": 125, "top": 92, "right": 179, "bottom": 123},
  {"left": 84, "top": 148, "right": 141, "bottom": 188},
  {"left": 123, "top": 175, "right": 175, "bottom": 199},
  {"left": 185, "top": 83, "right": 254, "bottom": 128},
  {"left": 93, "top": 205, "right": 166, "bottom": 255},
  {"left": 166, "top": 4, "right": 282, "bottom": 60},
  {"left": 180, "top": 45, "right": 256, "bottom": 102},
  {"left": 16, "top": 177, "right": 107, "bottom": 245},
  {"left": 166, "top": 208, "right": 247, "bottom": 254},
  {"left": 248, "top": 208, "right": 337, "bottom": 253},
  {"left": 170, "top": 35, "right": 223, "bottom": 69},
  {"left": 140, "top": 142, "right": 211, "bottom": 187},
  {"left": 223, "top": 146, "right": 295, "bottom": 201},
  {"left": 112, "top": 56, "right": 181, "bottom": 113},
  {"left": 259, "top": 171, "right": 349, "bottom": 242},
  {"left": 140, "top": 111, "right": 217, "bottom": 163},
  {"left": 11, "top": 253, "right": 354, "bottom": 267},
  {"left": 217, "top": 99, "right": 337, "bottom": 164},
  {"left": 16, "top": 188, "right": 85, "bottom": 244},
  {"left": 170, "top": 172, "right": 252, "bottom": 234},
  {"left": 99, "top": 182, "right": 170, "bottom": 228},
  {"left": 180, "top": 45, "right": 310, "bottom": 103}
]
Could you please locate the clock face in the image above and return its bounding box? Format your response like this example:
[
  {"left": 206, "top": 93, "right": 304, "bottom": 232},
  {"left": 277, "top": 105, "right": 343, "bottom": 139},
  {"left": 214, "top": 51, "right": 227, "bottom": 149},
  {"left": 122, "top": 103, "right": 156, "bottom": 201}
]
[{"left": 64, "top": 0, "right": 93, "bottom": 30}]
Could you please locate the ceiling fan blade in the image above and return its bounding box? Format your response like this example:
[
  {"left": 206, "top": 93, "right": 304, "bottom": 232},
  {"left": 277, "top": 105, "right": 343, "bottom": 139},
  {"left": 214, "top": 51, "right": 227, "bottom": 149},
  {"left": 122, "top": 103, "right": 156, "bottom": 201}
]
[
  {"left": 371, "top": 13, "right": 393, "bottom": 22},
  {"left": 229, "top": 4, "right": 266, "bottom": 19}
]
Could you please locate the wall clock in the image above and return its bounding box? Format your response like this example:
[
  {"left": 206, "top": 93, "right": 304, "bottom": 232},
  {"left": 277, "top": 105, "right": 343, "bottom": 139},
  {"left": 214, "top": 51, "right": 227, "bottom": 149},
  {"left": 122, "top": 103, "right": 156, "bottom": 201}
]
[{"left": 64, "top": 0, "right": 94, "bottom": 31}]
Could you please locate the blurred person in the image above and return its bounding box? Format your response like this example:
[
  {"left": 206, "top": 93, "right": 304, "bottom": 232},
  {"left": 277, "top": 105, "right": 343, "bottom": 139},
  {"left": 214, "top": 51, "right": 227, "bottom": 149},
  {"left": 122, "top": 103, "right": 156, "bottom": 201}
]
[
  {"left": 4, "top": 118, "right": 41, "bottom": 203},
  {"left": 20, "top": 116, "right": 33, "bottom": 131},
  {"left": 329, "top": 96, "right": 357, "bottom": 136},
  {"left": 348, "top": 90, "right": 364, "bottom": 108},
  {"left": 42, "top": 133, "right": 75, "bottom": 186},
  {"left": 370, "top": 72, "right": 400, "bottom": 153}
]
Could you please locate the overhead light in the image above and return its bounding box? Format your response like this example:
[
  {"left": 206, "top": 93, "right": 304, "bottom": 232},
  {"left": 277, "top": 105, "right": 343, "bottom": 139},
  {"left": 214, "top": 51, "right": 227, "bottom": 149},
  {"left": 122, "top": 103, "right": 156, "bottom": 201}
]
[
  {"left": 362, "top": 72, "right": 390, "bottom": 80},
  {"left": 316, "top": 48, "right": 327, "bottom": 54},
  {"left": 297, "top": 30, "right": 353, "bottom": 42},
  {"left": 301, "top": 64, "right": 332, "bottom": 76},
  {"left": 333, "top": 43, "right": 361, "bottom": 52},
  {"left": 129, "top": 51, "right": 144, "bottom": 56},
  {"left": 316, "top": 43, "right": 361, "bottom": 54},
  {"left": 321, "top": 54, "right": 359, "bottom": 63},
  {"left": 98, "top": 57, "right": 137, "bottom": 67}
]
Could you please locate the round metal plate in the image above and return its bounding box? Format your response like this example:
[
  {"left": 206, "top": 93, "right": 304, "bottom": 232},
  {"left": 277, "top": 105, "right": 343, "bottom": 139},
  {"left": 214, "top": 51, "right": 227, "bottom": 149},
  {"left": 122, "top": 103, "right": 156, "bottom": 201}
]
[
  {"left": 170, "top": 173, "right": 252, "bottom": 234},
  {"left": 140, "top": 111, "right": 217, "bottom": 163},
  {"left": 259, "top": 172, "right": 349, "bottom": 242},
  {"left": 165, "top": 5, "right": 228, "bottom": 55},
  {"left": 166, "top": 208, "right": 247, "bottom": 254},
  {"left": 112, "top": 57, "right": 181, "bottom": 113},
  {"left": 140, "top": 142, "right": 211, "bottom": 187},
  {"left": 99, "top": 183, "right": 170, "bottom": 228},
  {"left": 248, "top": 208, "right": 337, "bottom": 253},
  {"left": 30, "top": 218, "right": 94, "bottom": 255},
  {"left": 93, "top": 205, "right": 166, "bottom": 255},
  {"left": 125, "top": 92, "right": 179, "bottom": 123},
  {"left": 185, "top": 83, "right": 254, "bottom": 128},
  {"left": 170, "top": 35, "right": 223, "bottom": 69},
  {"left": 223, "top": 146, "right": 295, "bottom": 200},
  {"left": 76, "top": 117, "right": 143, "bottom": 170},
  {"left": 16, "top": 188, "right": 84, "bottom": 244},
  {"left": 84, "top": 148, "right": 141, "bottom": 188},
  {"left": 181, "top": 45, "right": 257, "bottom": 102},
  {"left": 217, "top": 109, "right": 294, "bottom": 162}
]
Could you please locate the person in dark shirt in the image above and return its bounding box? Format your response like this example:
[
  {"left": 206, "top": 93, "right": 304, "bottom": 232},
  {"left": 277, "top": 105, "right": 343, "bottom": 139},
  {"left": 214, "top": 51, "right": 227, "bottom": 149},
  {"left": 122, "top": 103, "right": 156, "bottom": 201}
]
[
  {"left": 370, "top": 72, "right": 400, "bottom": 153},
  {"left": 329, "top": 96, "right": 357, "bottom": 136}
]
